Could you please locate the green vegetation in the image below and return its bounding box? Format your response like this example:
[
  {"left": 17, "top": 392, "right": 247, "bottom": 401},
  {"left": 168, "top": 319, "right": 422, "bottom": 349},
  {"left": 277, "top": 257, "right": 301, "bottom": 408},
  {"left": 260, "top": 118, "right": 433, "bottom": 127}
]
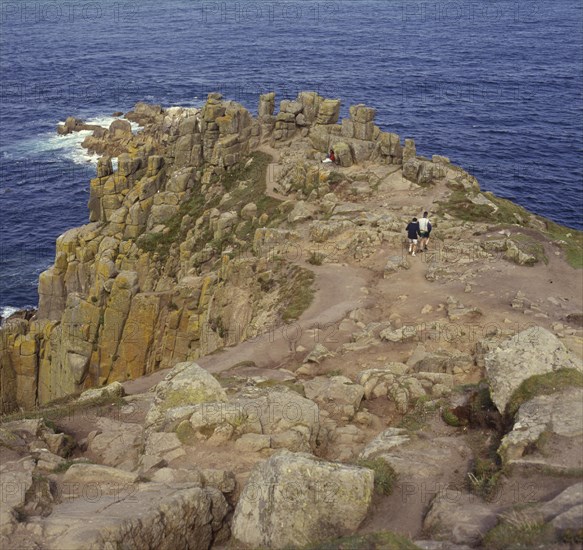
[
  {"left": 544, "top": 219, "right": 583, "bottom": 269},
  {"left": 438, "top": 189, "right": 533, "bottom": 226},
  {"left": 137, "top": 151, "right": 277, "bottom": 261},
  {"left": 301, "top": 531, "right": 421, "bottom": 550},
  {"left": 483, "top": 511, "right": 555, "bottom": 550},
  {"left": 54, "top": 460, "right": 77, "bottom": 473},
  {"left": 506, "top": 368, "right": 583, "bottom": 418},
  {"left": 467, "top": 457, "right": 503, "bottom": 501},
  {"left": 281, "top": 266, "right": 316, "bottom": 322},
  {"left": 397, "top": 396, "right": 440, "bottom": 431},
  {"left": 507, "top": 234, "right": 548, "bottom": 265},
  {"left": 307, "top": 251, "right": 324, "bottom": 265},
  {"left": 175, "top": 420, "right": 197, "bottom": 446},
  {"left": 356, "top": 457, "right": 398, "bottom": 496},
  {"left": 439, "top": 187, "right": 583, "bottom": 269},
  {"left": 441, "top": 408, "right": 467, "bottom": 427},
  {"left": 0, "top": 393, "right": 126, "bottom": 425}
]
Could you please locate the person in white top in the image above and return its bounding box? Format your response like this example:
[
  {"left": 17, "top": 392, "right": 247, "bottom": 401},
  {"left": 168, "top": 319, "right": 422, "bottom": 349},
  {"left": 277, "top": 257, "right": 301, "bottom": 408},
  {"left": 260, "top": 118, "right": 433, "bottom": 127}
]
[{"left": 418, "top": 211, "right": 432, "bottom": 251}]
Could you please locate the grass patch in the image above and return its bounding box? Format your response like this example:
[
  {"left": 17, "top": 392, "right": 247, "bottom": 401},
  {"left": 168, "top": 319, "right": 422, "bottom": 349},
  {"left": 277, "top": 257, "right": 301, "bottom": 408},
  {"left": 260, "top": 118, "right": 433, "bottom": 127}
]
[
  {"left": 0, "top": 394, "right": 126, "bottom": 425},
  {"left": 506, "top": 368, "right": 583, "bottom": 418},
  {"left": 136, "top": 151, "right": 281, "bottom": 264},
  {"left": 506, "top": 234, "right": 548, "bottom": 265},
  {"left": 438, "top": 189, "right": 532, "bottom": 226},
  {"left": 175, "top": 420, "right": 197, "bottom": 446},
  {"left": 467, "top": 457, "right": 503, "bottom": 501},
  {"left": 307, "top": 251, "right": 324, "bottom": 265},
  {"left": 397, "top": 396, "right": 439, "bottom": 431},
  {"left": 483, "top": 511, "right": 555, "bottom": 550},
  {"left": 302, "top": 531, "right": 421, "bottom": 550},
  {"left": 54, "top": 460, "right": 77, "bottom": 473},
  {"left": 441, "top": 408, "right": 467, "bottom": 427},
  {"left": 356, "top": 457, "right": 398, "bottom": 496},
  {"left": 281, "top": 266, "right": 316, "bottom": 322},
  {"left": 544, "top": 219, "right": 583, "bottom": 269}
]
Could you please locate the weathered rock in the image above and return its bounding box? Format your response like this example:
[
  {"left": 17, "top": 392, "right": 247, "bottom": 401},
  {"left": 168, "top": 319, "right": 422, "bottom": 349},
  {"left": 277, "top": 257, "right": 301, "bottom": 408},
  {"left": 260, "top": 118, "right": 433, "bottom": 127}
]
[
  {"left": 303, "top": 343, "right": 334, "bottom": 364},
  {"left": 288, "top": 201, "right": 317, "bottom": 223},
  {"left": 303, "top": 376, "right": 364, "bottom": 419},
  {"left": 188, "top": 389, "right": 320, "bottom": 451},
  {"left": 360, "top": 429, "right": 471, "bottom": 480},
  {"left": 423, "top": 495, "right": 498, "bottom": 546},
  {"left": 62, "top": 463, "right": 139, "bottom": 486},
  {"left": 0, "top": 457, "right": 34, "bottom": 534},
  {"left": 334, "top": 141, "right": 353, "bottom": 167},
  {"left": 25, "top": 483, "right": 228, "bottom": 550},
  {"left": 540, "top": 482, "right": 583, "bottom": 522},
  {"left": 232, "top": 451, "right": 374, "bottom": 548},
  {"left": 146, "top": 362, "right": 227, "bottom": 430},
  {"left": 485, "top": 327, "right": 583, "bottom": 413},
  {"left": 77, "top": 381, "right": 125, "bottom": 403},
  {"left": 316, "top": 99, "right": 341, "bottom": 125},
  {"left": 498, "top": 387, "right": 583, "bottom": 469},
  {"left": 384, "top": 255, "right": 410, "bottom": 276}
]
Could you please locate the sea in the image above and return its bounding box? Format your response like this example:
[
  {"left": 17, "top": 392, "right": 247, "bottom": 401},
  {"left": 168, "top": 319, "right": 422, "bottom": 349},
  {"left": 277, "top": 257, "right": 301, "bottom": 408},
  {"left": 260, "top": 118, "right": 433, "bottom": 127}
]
[{"left": 1, "top": 0, "right": 582, "bottom": 317}]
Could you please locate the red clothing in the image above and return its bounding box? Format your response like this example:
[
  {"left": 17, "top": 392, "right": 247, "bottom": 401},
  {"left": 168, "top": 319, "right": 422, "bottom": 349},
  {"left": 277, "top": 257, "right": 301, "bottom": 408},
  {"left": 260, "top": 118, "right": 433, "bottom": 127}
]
[{"left": 330, "top": 151, "right": 335, "bottom": 162}]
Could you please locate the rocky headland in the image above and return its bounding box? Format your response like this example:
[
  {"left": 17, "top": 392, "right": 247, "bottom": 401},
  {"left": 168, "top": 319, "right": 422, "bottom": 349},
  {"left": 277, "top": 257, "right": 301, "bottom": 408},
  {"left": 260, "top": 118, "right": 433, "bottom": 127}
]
[{"left": 0, "top": 91, "right": 582, "bottom": 549}]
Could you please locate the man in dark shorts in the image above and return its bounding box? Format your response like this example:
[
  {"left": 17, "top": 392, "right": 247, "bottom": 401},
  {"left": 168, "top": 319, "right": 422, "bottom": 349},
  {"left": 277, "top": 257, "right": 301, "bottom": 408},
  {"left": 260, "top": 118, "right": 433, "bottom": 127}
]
[
  {"left": 418, "top": 211, "right": 431, "bottom": 251},
  {"left": 406, "top": 217, "right": 420, "bottom": 256}
]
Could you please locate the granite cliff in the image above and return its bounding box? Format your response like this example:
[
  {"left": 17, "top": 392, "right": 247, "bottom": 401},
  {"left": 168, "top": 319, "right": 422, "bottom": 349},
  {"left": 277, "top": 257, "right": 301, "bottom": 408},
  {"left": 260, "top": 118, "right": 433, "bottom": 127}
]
[{"left": 1, "top": 92, "right": 582, "bottom": 549}]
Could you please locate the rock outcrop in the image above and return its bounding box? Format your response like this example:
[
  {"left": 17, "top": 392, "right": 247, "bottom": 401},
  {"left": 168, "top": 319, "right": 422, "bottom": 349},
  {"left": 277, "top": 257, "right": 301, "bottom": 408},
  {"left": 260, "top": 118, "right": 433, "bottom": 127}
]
[
  {"left": 484, "top": 327, "right": 583, "bottom": 413},
  {"left": 232, "top": 451, "right": 374, "bottom": 549}
]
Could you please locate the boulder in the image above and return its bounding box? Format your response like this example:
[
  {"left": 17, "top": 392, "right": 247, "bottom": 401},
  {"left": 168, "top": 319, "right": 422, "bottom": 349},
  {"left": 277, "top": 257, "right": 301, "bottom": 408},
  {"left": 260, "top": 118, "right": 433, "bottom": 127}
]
[
  {"left": 28, "top": 483, "right": 228, "bottom": 550},
  {"left": 485, "top": 327, "right": 583, "bottom": 413},
  {"left": 78, "top": 381, "right": 125, "bottom": 403},
  {"left": 303, "top": 376, "right": 364, "bottom": 419},
  {"left": 232, "top": 451, "right": 374, "bottom": 548},
  {"left": 334, "top": 141, "right": 353, "bottom": 167},
  {"left": 316, "top": 99, "right": 341, "bottom": 125},
  {"left": 240, "top": 202, "right": 257, "bottom": 220},
  {"left": 288, "top": 201, "right": 317, "bottom": 223},
  {"left": 145, "top": 362, "right": 227, "bottom": 430},
  {"left": 423, "top": 495, "right": 498, "bottom": 546},
  {"left": 258, "top": 92, "right": 276, "bottom": 117},
  {"left": 360, "top": 429, "right": 471, "bottom": 480},
  {"left": 87, "top": 418, "right": 144, "bottom": 469},
  {"left": 0, "top": 457, "right": 34, "bottom": 534},
  {"left": 498, "top": 387, "right": 583, "bottom": 469}
]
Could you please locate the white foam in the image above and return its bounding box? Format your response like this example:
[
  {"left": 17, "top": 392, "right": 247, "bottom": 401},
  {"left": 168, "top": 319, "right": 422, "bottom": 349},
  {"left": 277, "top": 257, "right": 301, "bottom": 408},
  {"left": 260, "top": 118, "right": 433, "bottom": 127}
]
[
  {"left": 1, "top": 306, "right": 20, "bottom": 320},
  {"left": 45, "top": 116, "right": 140, "bottom": 166}
]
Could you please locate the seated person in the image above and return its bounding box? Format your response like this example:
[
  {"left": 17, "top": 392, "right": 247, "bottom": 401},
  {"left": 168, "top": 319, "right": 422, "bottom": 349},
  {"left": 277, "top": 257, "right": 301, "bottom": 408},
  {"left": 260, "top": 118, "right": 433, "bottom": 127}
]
[{"left": 322, "top": 149, "right": 336, "bottom": 164}]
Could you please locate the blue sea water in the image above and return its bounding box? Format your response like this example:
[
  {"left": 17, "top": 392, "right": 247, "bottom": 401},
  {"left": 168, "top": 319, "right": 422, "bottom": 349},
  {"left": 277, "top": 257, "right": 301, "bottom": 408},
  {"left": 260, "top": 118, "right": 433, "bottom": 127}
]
[{"left": 1, "top": 0, "right": 582, "bottom": 314}]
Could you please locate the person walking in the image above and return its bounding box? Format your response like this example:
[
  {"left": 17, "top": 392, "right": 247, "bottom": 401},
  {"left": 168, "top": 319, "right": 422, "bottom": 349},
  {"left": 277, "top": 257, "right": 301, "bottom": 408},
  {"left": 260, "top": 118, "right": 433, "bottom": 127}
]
[
  {"left": 406, "top": 217, "right": 420, "bottom": 256},
  {"left": 418, "top": 211, "right": 432, "bottom": 251}
]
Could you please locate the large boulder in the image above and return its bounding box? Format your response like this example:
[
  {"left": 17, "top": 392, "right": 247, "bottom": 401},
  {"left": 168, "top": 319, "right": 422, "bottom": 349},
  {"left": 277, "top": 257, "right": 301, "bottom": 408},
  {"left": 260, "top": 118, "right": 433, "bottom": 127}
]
[
  {"left": 24, "top": 483, "right": 228, "bottom": 550},
  {"left": 145, "top": 362, "right": 227, "bottom": 430},
  {"left": 423, "top": 494, "right": 499, "bottom": 546},
  {"left": 484, "top": 327, "right": 583, "bottom": 413},
  {"left": 232, "top": 451, "right": 374, "bottom": 549},
  {"left": 498, "top": 387, "right": 583, "bottom": 469},
  {"left": 316, "top": 99, "right": 341, "bottom": 125},
  {"left": 0, "top": 457, "right": 34, "bottom": 535},
  {"left": 86, "top": 417, "right": 144, "bottom": 470}
]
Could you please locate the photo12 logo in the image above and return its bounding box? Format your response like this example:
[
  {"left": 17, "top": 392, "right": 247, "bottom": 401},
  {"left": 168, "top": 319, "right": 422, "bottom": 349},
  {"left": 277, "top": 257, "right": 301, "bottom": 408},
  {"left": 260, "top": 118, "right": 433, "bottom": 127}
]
[{"left": 1, "top": 2, "right": 140, "bottom": 24}]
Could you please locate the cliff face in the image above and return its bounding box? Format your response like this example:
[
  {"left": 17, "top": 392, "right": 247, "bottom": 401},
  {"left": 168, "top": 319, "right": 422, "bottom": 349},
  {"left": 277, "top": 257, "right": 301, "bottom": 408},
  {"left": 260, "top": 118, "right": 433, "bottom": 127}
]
[{"left": 1, "top": 91, "right": 425, "bottom": 413}]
